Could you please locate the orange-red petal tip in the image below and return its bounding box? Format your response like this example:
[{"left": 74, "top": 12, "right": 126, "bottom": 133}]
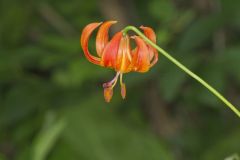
[
  {"left": 80, "top": 22, "right": 103, "bottom": 65},
  {"left": 96, "top": 21, "right": 118, "bottom": 57}
]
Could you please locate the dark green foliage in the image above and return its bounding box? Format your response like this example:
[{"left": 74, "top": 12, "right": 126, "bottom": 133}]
[{"left": 0, "top": 0, "right": 239, "bottom": 160}]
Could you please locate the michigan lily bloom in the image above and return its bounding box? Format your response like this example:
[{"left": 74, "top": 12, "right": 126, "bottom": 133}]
[
  {"left": 80, "top": 21, "right": 158, "bottom": 102},
  {"left": 80, "top": 21, "right": 240, "bottom": 118}
]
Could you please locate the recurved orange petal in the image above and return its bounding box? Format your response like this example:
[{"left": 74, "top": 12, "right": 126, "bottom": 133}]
[
  {"left": 101, "top": 32, "right": 122, "bottom": 68},
  {"left": 131, "top": 36, "right": 151, "bottom": 72},
  {"left": 140, "top": 26, "right": 158, "bottom": 63},
  {"left": 96, "top": 21, "right": 117, "bottom": 57},
  {"left": 115, "top": 36, "right": 124, "bottom": 71},
  {"left": 140, "top": 26, "right": 156, "bottom": 43},
  {"left": 81, "top": 22, "right": 102, "bottom": 65}
]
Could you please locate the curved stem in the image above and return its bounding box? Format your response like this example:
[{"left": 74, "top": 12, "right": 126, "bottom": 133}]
[{"left": 122, "top": 26, "right": 240, "bottom": 118}]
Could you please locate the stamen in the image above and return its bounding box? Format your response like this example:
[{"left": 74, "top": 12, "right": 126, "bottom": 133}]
[
  {"left": 102, "top": 72, "right": 120, "bottom": 102},
  {"left": 104, "top": 87, "right": 113, "bottom": 102},
  {"left": 120, "top": 73, "right": 123, "bottom": 86},
  {"left": 103, "top": 72, "right": 120, "bottom": 88},
  {"left": 111, "top": 74, "right": 119, "bottom": 89},
  {"left": 120, "top": 74, "right": 126, "bottom": 99}
]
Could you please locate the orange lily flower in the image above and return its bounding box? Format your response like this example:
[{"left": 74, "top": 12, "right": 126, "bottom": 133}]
[{"left": 80, "top": 21, "right": 158, "bottom": 102}]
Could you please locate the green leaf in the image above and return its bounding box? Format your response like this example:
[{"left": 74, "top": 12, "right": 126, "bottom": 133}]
[
  {"left": 0, "top": 2, "right": 32, "bottom": 48},
  {"left": 218, "top": 46, "right": 240, "bottom": 81},
  {"left": 178, "top": 15, "right": 224, "bottom": 52},
  {"left": 32, "top": 113, "right": 66, "bottom": 160},
  {"left": 149, "top": 0, "right": 177, "bottom": 23},
  {"left": 201, "top": 129, "right": 240, "bottom": 160},
  {"left": 159, "top": 53, "right": 200, "bottom": 101},
  {"left": 52, "top": 59, "right": 110, "bottom": 87},
  {"left": 0, "top": 153, "right": 6, "bottom": 160},
  {"left": 58, "top": 96, "right": 173, "bottom": 160}
]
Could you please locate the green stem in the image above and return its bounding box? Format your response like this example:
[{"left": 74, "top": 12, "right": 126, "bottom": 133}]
[{"left": 122, "top": 26, "right": 240, "bottom": 118}]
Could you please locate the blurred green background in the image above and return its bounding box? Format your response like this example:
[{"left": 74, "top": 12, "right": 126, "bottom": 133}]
[{"left": 0, "top": 0, "right": 240, "bottom": 159}]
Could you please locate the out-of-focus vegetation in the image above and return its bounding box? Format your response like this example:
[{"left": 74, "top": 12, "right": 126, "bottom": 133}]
[{"left": 0, "top": 0, "right": 240, "bottom": 159}]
